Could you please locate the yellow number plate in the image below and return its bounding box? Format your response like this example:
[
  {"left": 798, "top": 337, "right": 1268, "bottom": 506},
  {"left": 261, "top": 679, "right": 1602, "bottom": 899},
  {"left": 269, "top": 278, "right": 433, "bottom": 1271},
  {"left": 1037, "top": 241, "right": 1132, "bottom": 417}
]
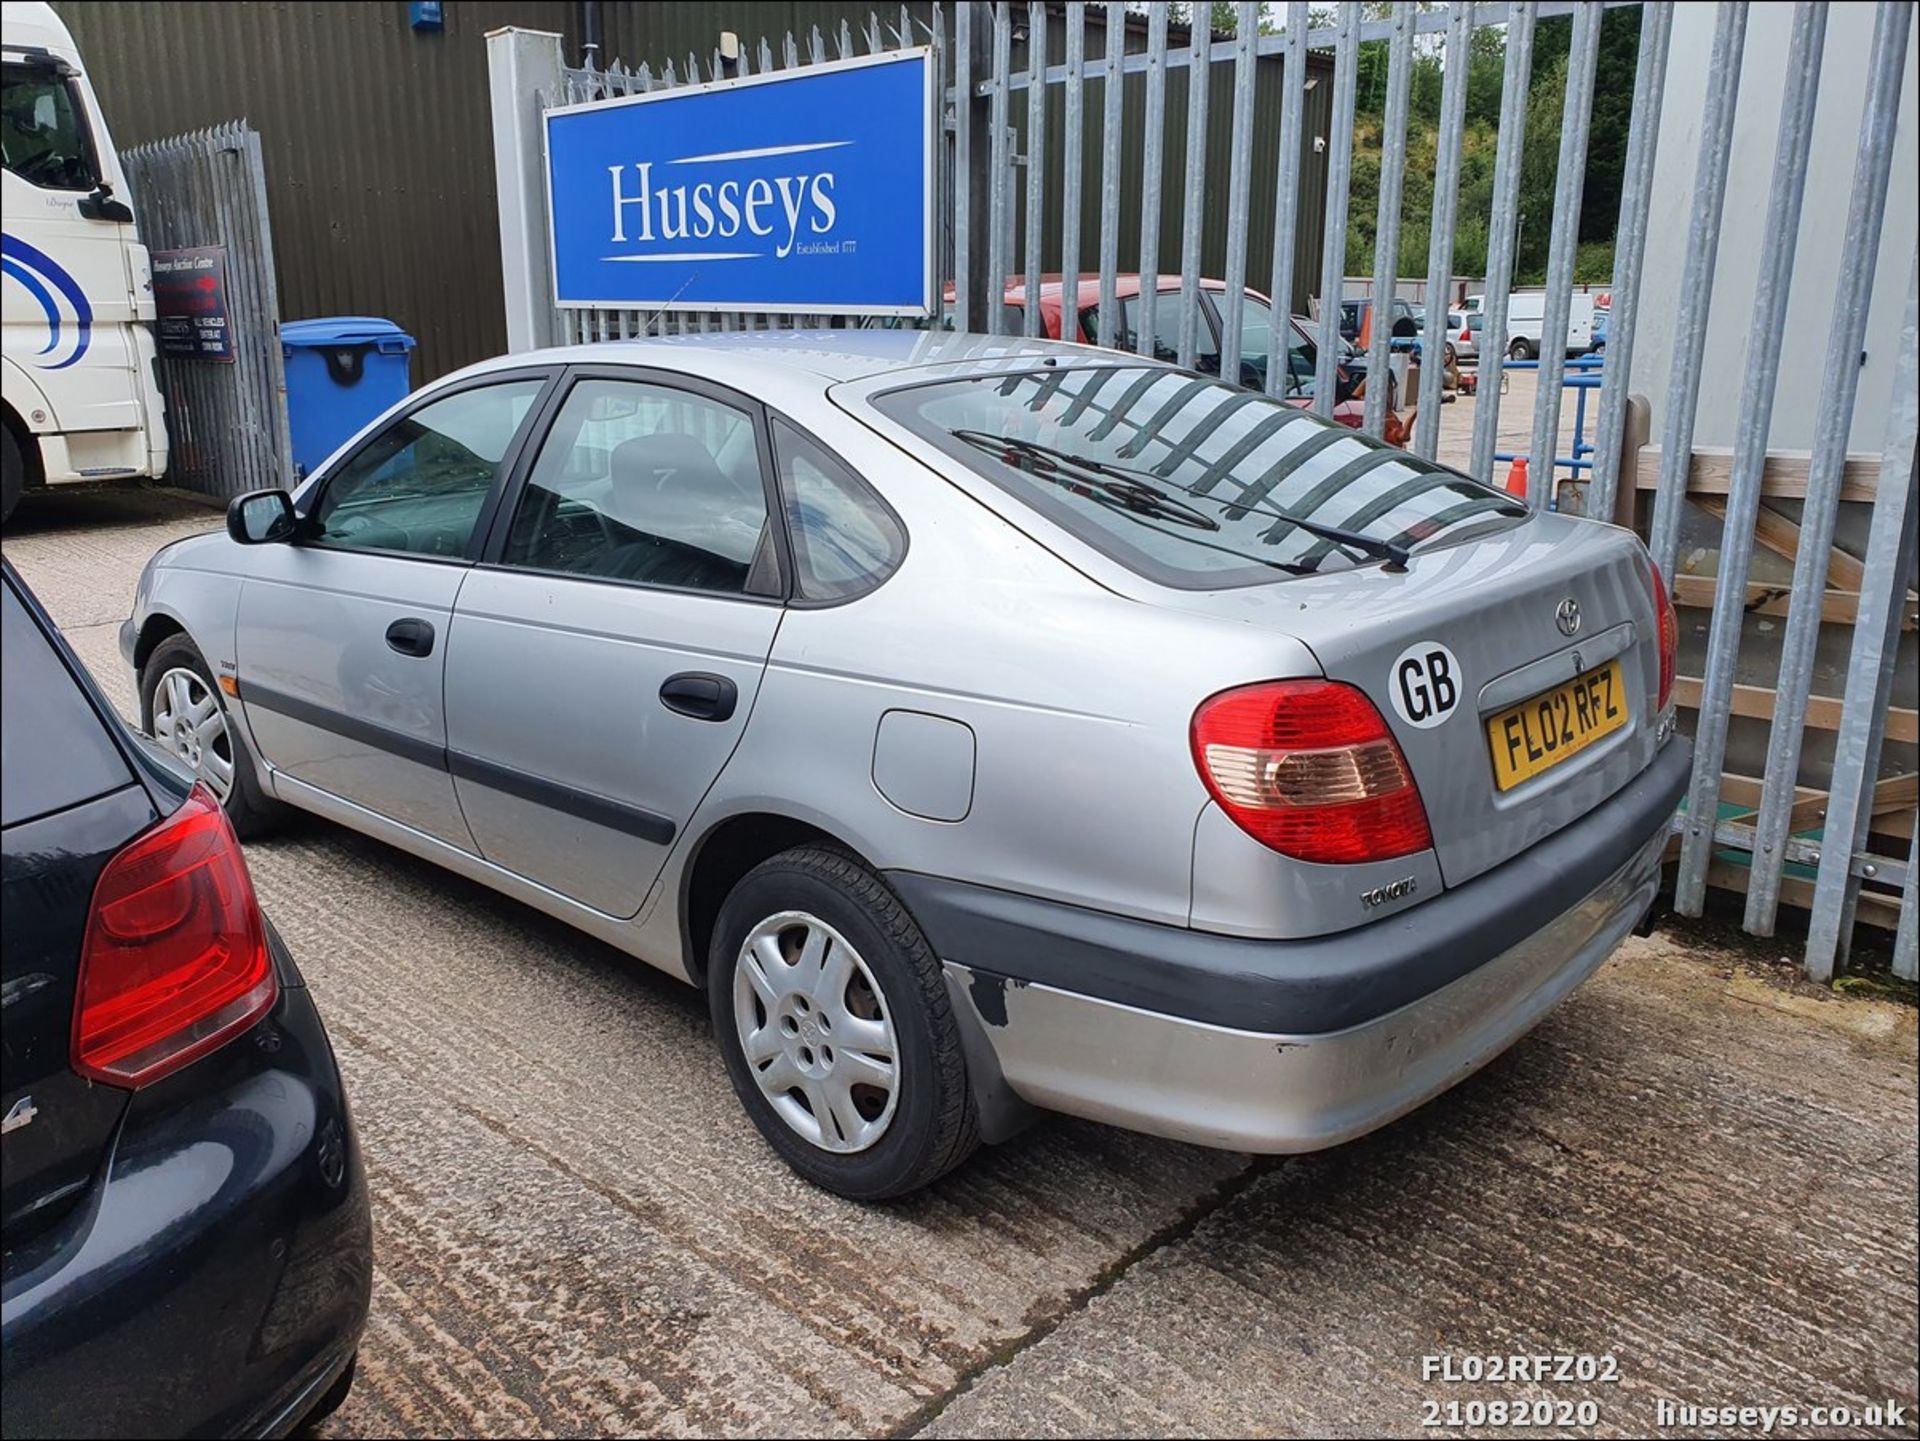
[{"left": 1486, "top": 658, "right": 1629, "bottom": 791}]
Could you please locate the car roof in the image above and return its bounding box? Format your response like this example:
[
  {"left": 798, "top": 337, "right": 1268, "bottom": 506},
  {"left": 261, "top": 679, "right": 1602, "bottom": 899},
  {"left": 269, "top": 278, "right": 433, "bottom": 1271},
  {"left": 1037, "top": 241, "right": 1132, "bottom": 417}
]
[
  {"left": 444, "top": 329, "right": 1133, "bottom": 390},
  {"left": 999, "top": 274, "right": 1231, "bottom": 306}
]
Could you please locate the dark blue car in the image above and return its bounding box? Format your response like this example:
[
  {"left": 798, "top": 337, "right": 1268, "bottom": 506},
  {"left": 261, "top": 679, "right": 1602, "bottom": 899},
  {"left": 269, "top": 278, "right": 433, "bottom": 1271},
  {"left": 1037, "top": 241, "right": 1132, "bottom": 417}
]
[{"left": 1, "top": 559, "right": 370, "bottom": 1437}]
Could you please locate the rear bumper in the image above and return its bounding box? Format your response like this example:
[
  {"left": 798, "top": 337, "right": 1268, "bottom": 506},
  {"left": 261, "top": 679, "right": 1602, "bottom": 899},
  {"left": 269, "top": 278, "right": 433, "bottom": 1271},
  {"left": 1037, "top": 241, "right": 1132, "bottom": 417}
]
[
  {"left": 0, "top": 926, "right": 372, "bottom": 1439},
  {"left": 900, "top": 740, "right": 1688, "bottom": 1154}
]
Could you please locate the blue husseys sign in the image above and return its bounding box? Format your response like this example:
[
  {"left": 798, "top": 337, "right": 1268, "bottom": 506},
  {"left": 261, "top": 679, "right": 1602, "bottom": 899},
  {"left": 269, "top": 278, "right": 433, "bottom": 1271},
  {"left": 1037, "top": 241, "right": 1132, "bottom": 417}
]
[{"left": 546, "top": 50, "right": 934, "bottom": 315}]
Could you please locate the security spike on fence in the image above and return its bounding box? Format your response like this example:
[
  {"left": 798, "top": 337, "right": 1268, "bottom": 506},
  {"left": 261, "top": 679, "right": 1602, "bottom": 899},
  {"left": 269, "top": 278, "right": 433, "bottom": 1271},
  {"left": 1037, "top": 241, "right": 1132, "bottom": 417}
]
[
  {"left": 838, "top": 19, "right": 853, "bottom": 60},
  {"left": 635, "top": 63, "right": 653, "bottom": 92},
  {"left": 811, "top": 24, "right": 825, "bottom": 64},
  {"left": 688, "top": 52, "right": 700, "bottom": 84},
  {"left": 784, "top": 32, "right": 798, "bottom": 68},
  {"left": 760, "top": 37, "right": 774, "bottom": 70}
]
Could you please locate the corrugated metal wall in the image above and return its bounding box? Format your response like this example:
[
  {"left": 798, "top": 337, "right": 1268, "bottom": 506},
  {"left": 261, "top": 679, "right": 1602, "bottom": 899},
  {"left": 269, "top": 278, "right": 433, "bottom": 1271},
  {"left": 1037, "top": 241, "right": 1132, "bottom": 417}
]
[
  {"left": 596, "top": 1, "right": 940, "bottom": 68},
  {"left": 57, "top": 0, "right": 580, "bottom": 382}
]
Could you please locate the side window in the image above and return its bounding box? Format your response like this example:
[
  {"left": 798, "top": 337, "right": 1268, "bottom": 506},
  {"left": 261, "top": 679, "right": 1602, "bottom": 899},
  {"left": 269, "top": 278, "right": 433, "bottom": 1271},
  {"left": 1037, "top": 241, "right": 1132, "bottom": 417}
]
[
  {"left": 1283, "top": 318, "right": 1318, "bottom": 398},
  {"left": 1119, "top": 295, "right": 1220, "bottom": 373},
  {"left": 1220, "top": 292, "right": 1279, "bottom": 392},
  {"left": 1, "top": 63, "right": 99, "bottom": 192},
  {"left": 772, "top": 420, "right": 905, "bottom": 602},
  {"left": 308, "top": 377, "right": 546, "bottom": 558},
  {"left": 504, "top": 378, "right": 774, "bottom": 597}
]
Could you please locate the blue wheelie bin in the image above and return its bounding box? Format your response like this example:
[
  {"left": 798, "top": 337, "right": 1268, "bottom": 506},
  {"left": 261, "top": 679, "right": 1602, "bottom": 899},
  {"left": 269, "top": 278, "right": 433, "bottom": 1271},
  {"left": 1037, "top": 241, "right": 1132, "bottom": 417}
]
[{"left": 280, "top": 317, "right": 416, "bottom": 477}]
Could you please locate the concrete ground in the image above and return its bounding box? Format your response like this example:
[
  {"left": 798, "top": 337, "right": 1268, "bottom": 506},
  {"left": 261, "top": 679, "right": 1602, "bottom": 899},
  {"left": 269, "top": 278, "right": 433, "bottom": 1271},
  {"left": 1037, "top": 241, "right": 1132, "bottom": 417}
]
[
  {"left": 5, "top": 485, "right": 1917, "bottom": 1440},
  {"left": 1432, "top": 363, "right": 1555, "bottom": 480}
]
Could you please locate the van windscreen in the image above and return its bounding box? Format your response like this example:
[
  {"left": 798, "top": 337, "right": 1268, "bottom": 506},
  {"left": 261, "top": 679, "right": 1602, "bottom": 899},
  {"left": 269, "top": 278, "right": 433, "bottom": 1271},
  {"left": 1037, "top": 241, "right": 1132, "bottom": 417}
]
[{"left": 1, "top": 62, "right": 101, "bottom": 193}]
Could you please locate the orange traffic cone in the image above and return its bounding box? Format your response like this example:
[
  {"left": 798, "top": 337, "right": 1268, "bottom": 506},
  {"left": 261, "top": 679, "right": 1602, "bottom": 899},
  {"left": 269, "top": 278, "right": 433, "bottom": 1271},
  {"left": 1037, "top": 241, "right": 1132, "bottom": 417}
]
[{"left": 1505, "top": 455, "right": 1529, "bottom": 498}]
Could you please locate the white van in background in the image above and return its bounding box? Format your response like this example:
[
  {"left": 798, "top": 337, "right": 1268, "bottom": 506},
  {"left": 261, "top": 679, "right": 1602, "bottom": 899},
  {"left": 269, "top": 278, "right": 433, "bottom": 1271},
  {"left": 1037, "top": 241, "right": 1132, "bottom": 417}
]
[
  {"left": 1488, "top": 289, "right": 1599, "bottom": 361},
  {"left": 1, "top": 0, "right": 167, "bottom": 521}
]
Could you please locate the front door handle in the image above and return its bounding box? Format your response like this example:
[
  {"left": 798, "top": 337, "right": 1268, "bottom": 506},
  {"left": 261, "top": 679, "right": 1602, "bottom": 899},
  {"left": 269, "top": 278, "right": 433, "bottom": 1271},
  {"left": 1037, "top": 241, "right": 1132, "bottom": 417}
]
[
  {"left": 659, "top": 672, "right": 737, "bottom": 723},
  {"left": 385, "top": 617, "right": 436, "bottom": 658}
]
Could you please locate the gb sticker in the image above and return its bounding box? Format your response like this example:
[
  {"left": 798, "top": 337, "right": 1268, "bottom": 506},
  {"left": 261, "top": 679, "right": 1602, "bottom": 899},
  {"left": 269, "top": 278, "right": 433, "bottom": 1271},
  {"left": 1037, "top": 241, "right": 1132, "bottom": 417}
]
[{"left": 1389, "top": 641, "right": 1462, "bottom": 729}]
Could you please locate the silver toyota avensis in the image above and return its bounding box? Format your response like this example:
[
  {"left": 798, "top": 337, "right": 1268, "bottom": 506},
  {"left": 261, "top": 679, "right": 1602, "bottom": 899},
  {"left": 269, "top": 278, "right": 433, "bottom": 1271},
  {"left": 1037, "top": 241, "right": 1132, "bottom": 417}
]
[{"left": 123, "top": 331, "right": 1688, "bottom": 1199}]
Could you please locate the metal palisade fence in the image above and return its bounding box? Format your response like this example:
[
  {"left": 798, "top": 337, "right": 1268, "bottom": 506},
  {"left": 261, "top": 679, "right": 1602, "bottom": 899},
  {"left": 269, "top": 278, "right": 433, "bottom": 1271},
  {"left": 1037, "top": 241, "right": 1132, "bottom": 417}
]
[
  {"left": 490, "top": 2, "right": 1918, "bottom": 982},
  {"left": 123, "top": 122, "right": 292, "bottom": 499}
]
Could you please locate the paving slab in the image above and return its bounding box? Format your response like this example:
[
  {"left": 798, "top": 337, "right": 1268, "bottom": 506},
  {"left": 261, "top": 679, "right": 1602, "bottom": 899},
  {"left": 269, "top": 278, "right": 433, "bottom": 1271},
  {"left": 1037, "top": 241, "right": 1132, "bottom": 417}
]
[{"left": 923, "top": 939, "right": 1920, "bottom": 1439}]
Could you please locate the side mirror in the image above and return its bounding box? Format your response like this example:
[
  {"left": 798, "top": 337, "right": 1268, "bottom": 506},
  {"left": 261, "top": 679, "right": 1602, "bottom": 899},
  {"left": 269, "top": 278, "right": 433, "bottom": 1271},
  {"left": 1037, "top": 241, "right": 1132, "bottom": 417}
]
[
  {"left": 227, "top": 489, "right": 298, "bottom": 545},
  {"left": 77, "top": 183, "right": 135, "bottom": 225}
]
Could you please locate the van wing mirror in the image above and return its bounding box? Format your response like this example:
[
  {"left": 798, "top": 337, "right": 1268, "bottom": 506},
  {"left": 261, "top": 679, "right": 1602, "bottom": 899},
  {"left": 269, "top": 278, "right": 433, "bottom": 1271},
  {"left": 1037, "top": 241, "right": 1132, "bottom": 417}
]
[
  {"left": 226, "top": 489, "right": 298, "bottom": 545},
  {"left": 77, "top": 183, "right": 134, "bottom": 225}
]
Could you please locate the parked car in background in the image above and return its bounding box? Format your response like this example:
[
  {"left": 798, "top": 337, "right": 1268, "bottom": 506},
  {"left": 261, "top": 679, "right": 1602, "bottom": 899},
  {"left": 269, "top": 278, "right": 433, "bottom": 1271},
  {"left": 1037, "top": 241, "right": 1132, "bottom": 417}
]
[
  {"left": 1, "top": 559, "right": 369, "bottom": 1435},
  {"left": 1337, "top": 295, "right": 1421, "bottom": 353},
  {"left": 1296, "top": 315, "right": 1396, "bottom": 413},
  {"left": 871, "top": 276, "right": 1372, "bottom": 425},
  {"left": 1446, "top": 310, "right": 1475, "bottom": 363},
  {"left": 120, "top": 330, "right": 1687, "bottom": 1201},
  {"left": 1, "top": 1, "right": 169, "bottom": 523}
]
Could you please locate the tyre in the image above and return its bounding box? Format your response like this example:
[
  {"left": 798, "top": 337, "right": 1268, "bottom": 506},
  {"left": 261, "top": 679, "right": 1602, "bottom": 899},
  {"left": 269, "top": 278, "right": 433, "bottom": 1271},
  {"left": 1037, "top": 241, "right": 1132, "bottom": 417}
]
[
  {"left": 2, "top": 425, "right": 23, "bottom": 525},
  {"left": 294, "top": 1354, "right": 356, "bottom": 1435},
  {"left": 708, "top": 845, "right": 978, "bottom": 1200},
  {"left": 1507, "top": 337, "right": 1535, "bottom": 362},
  {"left": 141, "top": 633, "right": 287, "bottom": 838}
]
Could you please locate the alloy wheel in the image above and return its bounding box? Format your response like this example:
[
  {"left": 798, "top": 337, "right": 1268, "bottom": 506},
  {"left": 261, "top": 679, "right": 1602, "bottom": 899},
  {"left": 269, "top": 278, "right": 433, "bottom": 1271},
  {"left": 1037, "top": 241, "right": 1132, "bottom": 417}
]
[
  {"left": 152, "top": 666, "right": 236, "bottom": 801},
  {"left": 733, "top": 910, "right": 899, "bottom": 1153}
]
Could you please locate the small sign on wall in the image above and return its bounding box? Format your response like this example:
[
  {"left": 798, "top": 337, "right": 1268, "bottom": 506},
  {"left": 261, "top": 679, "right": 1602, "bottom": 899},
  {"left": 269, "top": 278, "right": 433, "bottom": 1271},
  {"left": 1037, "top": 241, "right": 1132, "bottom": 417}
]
[
  {"left": 544, "top": 49, "right": 934, "bottom": 316},
  {"left": 151, "top": 246, "right": 235, "bottom": 362}
]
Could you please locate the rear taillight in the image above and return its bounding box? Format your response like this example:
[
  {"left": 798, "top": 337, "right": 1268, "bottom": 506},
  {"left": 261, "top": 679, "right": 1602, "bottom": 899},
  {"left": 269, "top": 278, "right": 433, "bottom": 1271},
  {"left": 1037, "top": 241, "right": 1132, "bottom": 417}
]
[
  {"left": 73, "top": 785, "right": 276, "bottom": 1088},
  {"left": 1191, "top": 680, "right": 1434, "bottom": 865},
  {"left": 1648, "top": 562, "right": 1677, "bottom": 712}
]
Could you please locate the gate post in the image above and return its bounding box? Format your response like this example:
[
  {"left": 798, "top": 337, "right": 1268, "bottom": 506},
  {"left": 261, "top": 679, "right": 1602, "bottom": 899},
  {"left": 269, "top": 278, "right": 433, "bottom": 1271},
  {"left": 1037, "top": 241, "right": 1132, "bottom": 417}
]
[
  {"left": 488, "top": 27, "right": 566, "bottom": 354},
  {"left": 956, "top": 2, "right": 994, "bottom": 333}
]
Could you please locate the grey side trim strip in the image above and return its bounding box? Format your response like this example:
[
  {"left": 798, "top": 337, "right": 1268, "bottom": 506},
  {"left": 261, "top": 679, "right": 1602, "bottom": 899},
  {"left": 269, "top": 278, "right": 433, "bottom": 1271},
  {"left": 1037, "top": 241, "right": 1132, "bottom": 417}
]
[
  {"left": 241, "top": 680, "right": 677, "bottom": 846},
  {"left": 446, "top": 750, "right": 677, "bottom": 846},
  {"left": 240, "top": 680, "right": 447, "bottom": 770}
]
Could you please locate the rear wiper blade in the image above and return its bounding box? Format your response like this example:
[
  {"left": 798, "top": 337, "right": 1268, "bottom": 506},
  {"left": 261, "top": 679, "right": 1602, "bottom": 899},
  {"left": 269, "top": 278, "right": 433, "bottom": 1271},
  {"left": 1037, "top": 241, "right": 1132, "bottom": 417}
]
[
  {"left": 1273, "top": 512, "right": 1412, "bottom": 572},
  {"left": 952, "top": 430, "right": 1223, "bottom": 533},
  {"left": 954, "top": 430, "right": 1413, "bottom": 572}
]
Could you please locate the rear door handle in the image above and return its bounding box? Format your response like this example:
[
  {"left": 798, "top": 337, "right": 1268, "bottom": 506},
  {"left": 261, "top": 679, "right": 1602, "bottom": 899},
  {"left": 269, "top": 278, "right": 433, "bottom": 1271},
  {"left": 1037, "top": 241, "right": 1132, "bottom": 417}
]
[
  {"left": 385, "top": 617, "right": 436, "bottom": 658},
  {"left": 659, "top": 672, "right": 737, "bottom": 723}
]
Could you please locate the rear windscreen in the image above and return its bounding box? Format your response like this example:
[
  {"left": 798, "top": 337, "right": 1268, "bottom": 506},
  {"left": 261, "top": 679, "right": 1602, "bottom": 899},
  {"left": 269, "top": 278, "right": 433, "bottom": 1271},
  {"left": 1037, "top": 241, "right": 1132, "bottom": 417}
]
[
  {"left": 873, "top": 366, "right": 1523, "bottom": 589},
  {"left": 2, "top": 580, "right": 131, "bottom": 828}
]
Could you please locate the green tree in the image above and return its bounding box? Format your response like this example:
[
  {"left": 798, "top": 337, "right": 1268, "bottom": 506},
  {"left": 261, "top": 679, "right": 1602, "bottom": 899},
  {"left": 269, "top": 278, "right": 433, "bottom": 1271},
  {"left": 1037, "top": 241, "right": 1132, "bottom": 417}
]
[
  {"left": 1338, "top": 4, "right": 1637, "bottom": 287},
  {"left": 1164, "top": 1, "right": 1279, "bottom": 35}
]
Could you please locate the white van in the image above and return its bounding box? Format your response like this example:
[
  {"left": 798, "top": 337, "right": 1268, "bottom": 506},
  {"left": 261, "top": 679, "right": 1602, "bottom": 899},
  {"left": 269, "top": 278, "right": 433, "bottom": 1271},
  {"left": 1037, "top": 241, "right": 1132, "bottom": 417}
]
[
  {"left": 2, "top": 0, "right": 167, "bottom": 520},
  {"left": 1489, "top": 289, "right": 1598, "bottom": 361}
]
